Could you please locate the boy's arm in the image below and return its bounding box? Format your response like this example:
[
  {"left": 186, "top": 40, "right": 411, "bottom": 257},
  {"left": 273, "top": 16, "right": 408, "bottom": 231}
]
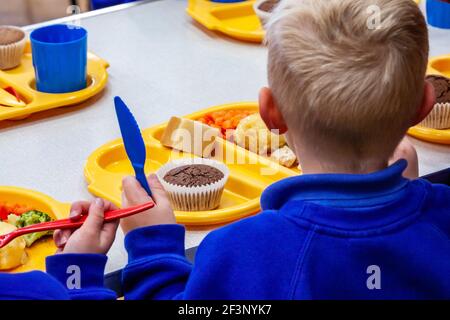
[
  {"left": 121, "top": 175, "right": 235, "bottom": 300},
  {"left": 123, "top": 224, "right": 231, "bottom": 300},
  {"left": 48, "top": 199, "right": 120, "bottom": 300},
  {"left": 121, "top": 175, "right": 190, "bottom": 299},
  {"left": 122, "top": 224, "right": 191, "bottom": 300},
  {"left": 46, "top": 253, "right": 117, "bottom": 300}
]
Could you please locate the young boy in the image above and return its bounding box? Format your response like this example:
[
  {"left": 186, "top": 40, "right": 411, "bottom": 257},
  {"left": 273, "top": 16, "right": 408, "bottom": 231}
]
[
  {"left": 0, "top": 199, "right": 118, "bottom": 300},
  {"left": 4, "top": 0, "right": 445, "bottom": 300},
  {"left": 115, "top": 0, "right": 449, "bottom": 299}
]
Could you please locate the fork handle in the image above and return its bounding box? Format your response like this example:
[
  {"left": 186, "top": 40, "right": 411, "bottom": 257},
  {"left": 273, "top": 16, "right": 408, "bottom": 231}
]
[{"left": 11, "top": 201, "right": 155, "bottom": 237}]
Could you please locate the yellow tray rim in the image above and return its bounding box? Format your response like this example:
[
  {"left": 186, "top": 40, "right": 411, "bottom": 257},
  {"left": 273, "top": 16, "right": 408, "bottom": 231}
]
[
  {"left": 85, "top": 101, "right": 298, "bottom": 226},
  {"left": 186, "top": 0, "right": 420, "bottom": 43},
  {"left": 186, "top": 0, "right": 264, "bottom": 43},
  {"left": 0, "top": 186, "right": 70, "bottom": 273},
  {"left": 0, "top": 42, "right": 109, "bottom": 121}
]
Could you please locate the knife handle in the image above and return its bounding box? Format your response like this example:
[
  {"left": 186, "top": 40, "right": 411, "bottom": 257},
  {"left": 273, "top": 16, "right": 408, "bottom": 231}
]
[{"left": 134, "top": 166, "right": 152, "bottom": 197}]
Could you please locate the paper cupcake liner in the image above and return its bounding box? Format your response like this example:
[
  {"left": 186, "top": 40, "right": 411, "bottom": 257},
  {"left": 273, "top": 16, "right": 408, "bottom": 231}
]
[
  {"left": 419, "top": 103, "right": 450, "bottom": 130},
  {"left": 0, "top": 26, "right": 26, "bottom": 70},
  {"left": 253, "top": 1, "right": 271, "bottom": 27},
  {"left": 157, "top": 158, "right": 229, "bottom": 211}
]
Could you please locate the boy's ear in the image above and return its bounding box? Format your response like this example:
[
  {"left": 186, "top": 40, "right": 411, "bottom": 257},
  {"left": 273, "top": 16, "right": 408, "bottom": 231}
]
[
  {"left": 259, "top": 87, "right": 288, "bottom": 134},
  {"left": 411, "top": 80, "right": 436, "bottom": 126}
]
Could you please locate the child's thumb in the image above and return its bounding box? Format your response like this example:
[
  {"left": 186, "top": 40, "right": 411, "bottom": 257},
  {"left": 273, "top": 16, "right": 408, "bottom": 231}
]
[
  {"left": 147, "top": 174, "right": 170, "bottom": 206},
  {"left": 82, "top": 198, "right": 105, "bottom": 231}
]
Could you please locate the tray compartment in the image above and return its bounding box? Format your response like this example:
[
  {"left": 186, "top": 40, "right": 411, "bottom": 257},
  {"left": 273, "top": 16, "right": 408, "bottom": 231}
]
[
  {"left": 85, "top": 102, "right": 298, "bottom": 225},
  {"left": 0, "top": 42, "right": 108, "bottom": 121},
  {"left": 187, "top": 0, "right": 264, "bottom": 43},
  {"left": 0, "top": 187, "right": 69, "bottom": 273}
]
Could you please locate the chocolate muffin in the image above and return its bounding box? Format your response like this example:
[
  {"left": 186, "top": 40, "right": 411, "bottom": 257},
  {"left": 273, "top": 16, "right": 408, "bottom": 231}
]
[
  {"left": 163, "top": 164, "right": 224, "bottom": 187},
  {"left": 427, "top": 75, "right": 450, "bottom": 104},
  {"left": 254, "top": 0, "right": 280, "bottom": 27},
  {"left": 157, "top": 159, "right": 229, "bottom": 211},
  {"left": 420, "top": 75, "right": 450, "bottom": 129},
  {"left": 258, "top": 0, "right": 280, "bottom": 12}
]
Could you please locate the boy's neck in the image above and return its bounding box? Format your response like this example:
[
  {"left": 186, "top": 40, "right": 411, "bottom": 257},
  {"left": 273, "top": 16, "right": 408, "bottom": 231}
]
[
  {"left": 297, "top": 151, "right": 389, "bottom": 175},
  {"left": 299, "top": 159, "right": 389, "bottom": 175}
]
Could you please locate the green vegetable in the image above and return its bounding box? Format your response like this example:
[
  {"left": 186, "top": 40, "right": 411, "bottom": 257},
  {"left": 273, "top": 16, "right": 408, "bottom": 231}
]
[{"left": 15, "top": 210, "right": 53, "bottom": 247}]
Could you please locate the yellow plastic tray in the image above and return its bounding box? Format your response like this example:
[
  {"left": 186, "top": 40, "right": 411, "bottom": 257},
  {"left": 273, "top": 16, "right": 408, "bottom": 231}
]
[
  {"left": 187, "top": 0, "right": 264, "bottom": 43},
  {"left": 85, "top": 102, "right": 299, "bottom": 226},
  {"left": 0, "top": 186, "right": 70, "bottom": 273},
  {"left": 408, "top": 54, "right": 450, "bottom": 144},
  {"left": 186, "top": 0, "right": 420, "bottom": 43},
  {"left": 0, "top": 42, "right": 109, "bottom": 121}
]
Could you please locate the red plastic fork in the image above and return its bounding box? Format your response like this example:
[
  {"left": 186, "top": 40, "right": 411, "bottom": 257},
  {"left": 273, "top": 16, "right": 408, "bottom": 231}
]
[{"left": 0, "top": 201, "right": 155, "bottom": 249}]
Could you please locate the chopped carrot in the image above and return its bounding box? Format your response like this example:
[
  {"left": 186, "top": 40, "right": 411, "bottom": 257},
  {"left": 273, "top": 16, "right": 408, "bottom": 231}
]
[{"left": 197, "top": 109, "right": 257, "bottom": 138}]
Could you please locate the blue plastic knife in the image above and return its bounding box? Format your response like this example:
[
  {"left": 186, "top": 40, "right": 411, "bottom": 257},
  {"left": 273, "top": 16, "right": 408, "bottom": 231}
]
[{"left": 114, "top": 96, "right": 152, "bottom": 196}]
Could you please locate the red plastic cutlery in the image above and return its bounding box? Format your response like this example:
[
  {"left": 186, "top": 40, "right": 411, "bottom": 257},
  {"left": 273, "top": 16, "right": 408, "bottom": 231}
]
[{"left": 0, "top": 201, "right": 155, "bottom": 249}]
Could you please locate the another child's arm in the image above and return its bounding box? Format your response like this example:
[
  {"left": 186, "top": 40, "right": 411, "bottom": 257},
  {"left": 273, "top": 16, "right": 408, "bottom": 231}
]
[
  {"left": 120, "top": 175, "right": 192, "bottom": 300},
  {"left": 389, "top": 136, "right": 419, "bottom": 179},
  {"left": 45, "top": 199, "right": 119, "bottom": 300}
]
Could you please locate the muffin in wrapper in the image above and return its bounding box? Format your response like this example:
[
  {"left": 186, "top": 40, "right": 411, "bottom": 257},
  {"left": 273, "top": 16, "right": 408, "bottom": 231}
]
[
  {"left": 157, "top": 158, "right": 229, "bottom": 212},
  {"left": 0, "top": 26, "right": 26, "bottom": 70},
  {"left": 253, "top": 0, "right": 280, "bottom": 27},
  {"left": 419, "top": 75, "right": 450, "bottom": 130},
  {"left": 419, "top": 103, "right": 450, "bottom": 130}
]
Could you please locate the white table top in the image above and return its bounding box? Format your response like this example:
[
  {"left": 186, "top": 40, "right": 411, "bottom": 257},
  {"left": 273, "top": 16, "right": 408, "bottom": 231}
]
[{"left": 1, "top": 0, "right": 449, "bottom": 273}]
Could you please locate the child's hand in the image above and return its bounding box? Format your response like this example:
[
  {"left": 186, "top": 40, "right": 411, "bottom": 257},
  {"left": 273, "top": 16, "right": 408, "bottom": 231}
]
[
  {"left": 389, "top": 136, "right": 419, "bottom": 179},
  {"left": 53, "top": 199, "right": 119, "bottom": 255},
  {"left": 120, "top": 174, "right": 176, "bottom": 235}
]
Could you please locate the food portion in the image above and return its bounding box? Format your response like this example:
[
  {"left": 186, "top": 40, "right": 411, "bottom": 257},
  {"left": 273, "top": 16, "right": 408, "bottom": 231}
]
[
  {"left": 253, "top": 0, "right": 281, "bottom": 26},
  {"left": 13, "top": 210, "right": 53, "bottom": 247},
  {"left": 196, "top": 109, "right": 298, "bottom": 168},
  {"left": 197, "top": 109, "right": 256, "bottom": 139},
  {"left": 0, "top": 203, "right": 54, "bottom": 249},
  {"left": 258, "top": 0, "right": 280, "bottom": 12},
  {"left": 161, "top": 108, "right": 297, "bottom": 169},
  {"left": 0, "top": 222, "right": 27, "bottom": 270},
  {"left": 163, "top": 164, "right": 224, "bottom": 187},
  {"left": 0, "top": 26, "right": 27, "bottom": 70},
  {"left": 161, "top": 116, "right": 221, "bottom": 157},
  {"left": 270, "top": 146, "right": 297, "bottom": 168},
  {"left": 234, "top": 113, "right": 287, "bottom": 155},
  {"left": 157, "top": 159, "right": 229, "bottom": 211},
  {"left": 420, "top": 75, "right": 450, "bottom": 129},
  {"left": 0, "top": 202, "right": 32, "bottom": 221}
]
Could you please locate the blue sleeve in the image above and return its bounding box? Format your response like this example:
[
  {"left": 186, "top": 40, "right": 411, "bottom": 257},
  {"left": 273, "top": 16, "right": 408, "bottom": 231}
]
[
  {"left": 46, "top": 253, "right": 117, "bottom": 300},
  {"left": 0, "top": 271, "right": 70, "bottom": 300},
  {"left": 122, "top": 224, "right": 192, "bottom": 300}
]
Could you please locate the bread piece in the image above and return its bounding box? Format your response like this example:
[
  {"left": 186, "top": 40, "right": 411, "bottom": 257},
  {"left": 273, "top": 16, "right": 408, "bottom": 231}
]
[
  {"left": 270, "top": 146, "right": 297, "bottom": 168},
  {"left": 161, "top": 117, "right": 221, "bottom": 158}
]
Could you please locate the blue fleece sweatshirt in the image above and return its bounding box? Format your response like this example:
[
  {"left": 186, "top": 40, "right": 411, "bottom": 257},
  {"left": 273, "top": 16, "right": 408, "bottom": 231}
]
[
  {"left": 0, "top": 254, "right": 116, "bottom": 300},
  {"left": 122, "top": 160, "right": 450, "bottom": 300}
]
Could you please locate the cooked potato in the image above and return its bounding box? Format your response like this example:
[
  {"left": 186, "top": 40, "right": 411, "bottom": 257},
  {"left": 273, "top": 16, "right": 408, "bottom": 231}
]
[
  {"left": 234, "top": 113, "right": 286, "bottom": 155},
  {"left": 0, "top": 222, "right": 27, "bottom": 270}
]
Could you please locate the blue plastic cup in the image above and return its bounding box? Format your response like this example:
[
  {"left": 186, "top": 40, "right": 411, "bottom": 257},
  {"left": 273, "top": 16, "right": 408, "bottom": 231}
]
[
  {"left": 427, "top": 0, "right": 450, "bottom": 29},
  {"left": 30, "top": 24, "right": 87, "bottom": 93}
]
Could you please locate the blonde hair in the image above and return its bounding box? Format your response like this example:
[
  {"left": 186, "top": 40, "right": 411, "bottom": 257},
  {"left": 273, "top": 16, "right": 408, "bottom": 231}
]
[{"left": 266, "top": 0, "right": 428, "bottom": 164}]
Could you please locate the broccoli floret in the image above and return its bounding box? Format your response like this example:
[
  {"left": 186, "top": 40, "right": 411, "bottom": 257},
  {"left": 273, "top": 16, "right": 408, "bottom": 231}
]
[{"left": 15, "top": 210, "right": 53, "bottom": 247}]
